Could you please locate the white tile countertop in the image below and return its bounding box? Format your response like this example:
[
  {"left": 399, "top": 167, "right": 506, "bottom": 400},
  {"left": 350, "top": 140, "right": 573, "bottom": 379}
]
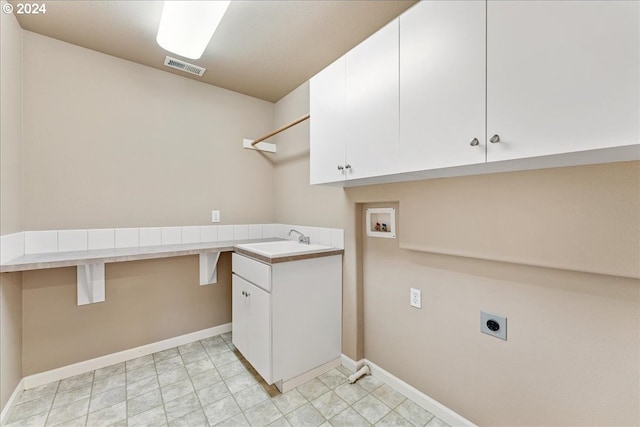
[{"left": 0, "top": 224, "right": 345, "bottom": 273}]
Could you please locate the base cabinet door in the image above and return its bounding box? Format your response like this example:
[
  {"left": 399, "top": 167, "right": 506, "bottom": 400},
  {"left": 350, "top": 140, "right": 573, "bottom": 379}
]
[
  {"left": 231, "top": 274, "right": 249, "bottom": 358},
  {"left": 232, "top": 274, "right": 272, "bottom": 383},
  {"left": 487, "top": 0, "right": 640, "bottom": 161},
  {"left": 245, "top": 281, "right": 271, "bottom": 382}
]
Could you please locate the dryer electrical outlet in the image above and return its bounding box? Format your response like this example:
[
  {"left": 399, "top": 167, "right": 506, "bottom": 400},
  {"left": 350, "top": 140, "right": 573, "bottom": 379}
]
[{"left": 481, "top": 311, "right": 507, "bottom": 340}]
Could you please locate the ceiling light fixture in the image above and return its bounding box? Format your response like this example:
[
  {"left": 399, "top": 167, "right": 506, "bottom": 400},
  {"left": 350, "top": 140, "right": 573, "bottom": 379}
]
[{"left": 156, "top": 1, "right": 231, "bottom": 60}]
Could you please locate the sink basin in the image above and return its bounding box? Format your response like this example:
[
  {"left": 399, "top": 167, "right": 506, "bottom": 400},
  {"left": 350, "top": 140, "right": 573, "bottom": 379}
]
[{"left": 236, "top": 240, "right": 334, "bottom": 258}]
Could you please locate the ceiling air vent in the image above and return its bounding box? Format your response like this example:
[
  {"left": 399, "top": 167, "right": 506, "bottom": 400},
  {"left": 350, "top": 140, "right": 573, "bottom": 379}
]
[{"left": 164, "top": 56, "right": 206, "bottom": 77}]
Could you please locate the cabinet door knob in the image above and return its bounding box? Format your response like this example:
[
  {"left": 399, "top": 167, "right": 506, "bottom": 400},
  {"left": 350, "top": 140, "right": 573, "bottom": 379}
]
[
  {"left": 345, "top": 164, "right": 351, "bottom": 169},
  {"left": 337, "top": 165, "right": 344, "bottom": 171},
  {"left": 490, "top": 134, "right": 501, "bottom": 143},
  {"left": 470, "top": 138, "right": 480, "bottom": 146},
  {"left": 245, "top": 292, "right": 250, "bottom": 297},
  {"left": 241, "top": 291, "right": 245, "bottom": 296}
]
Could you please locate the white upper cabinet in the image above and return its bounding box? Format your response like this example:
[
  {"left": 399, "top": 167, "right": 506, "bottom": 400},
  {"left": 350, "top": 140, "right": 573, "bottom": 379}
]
[
  {"left": 309, "top": 0, "right": 639, "bottom": 186},
  {"left": 310, "top": 19, "right": 399, "bottom": 184},
  {"left": 400, "top": 0, "right": 486, "bottom": 171},
  {"left": 310, "top": 56, "right": 346, "bottom": 185},
  {"left": 487, "top": 0, "right": 640, "bottom": 162},
  {"left": 345, "top": 19, "right": 400, "bottom": 180}
]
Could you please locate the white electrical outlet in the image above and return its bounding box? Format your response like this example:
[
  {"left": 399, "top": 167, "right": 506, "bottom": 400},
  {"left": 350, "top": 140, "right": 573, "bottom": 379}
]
[
  {"left": 410, "top": 288, "right": 421, "bottom": 308},
  {"left": 211, "top": 210, "right": 220, "bottom": 223}
]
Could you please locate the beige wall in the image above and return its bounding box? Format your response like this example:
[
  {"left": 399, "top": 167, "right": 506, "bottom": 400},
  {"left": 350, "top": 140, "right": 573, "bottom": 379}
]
[
  {"left": 22, "top": 31, "right": 276, "bottom": 230},
  {"left": 16, "top": 32, "right": 277, "bottom": 378},
  {"left": 400, "top": 162, "right": 640, "bottom": 278},
  {"left": 362, "top": 202, "right": 639, "bottom": 426},
  {"left": 0, "top": 4, "right": 24, "bottom": 411},
  {"left": 23, "top": 254, "right": 232, "bottom": 375},
  {"left": 273, "top": 81, "right": 640, "bottom": 425},
  {"left": 0, "top": 273, "right": 22, "bottom": 410},
  {"left": 0, "top": 1, "right": 22, "bottom": 236}
]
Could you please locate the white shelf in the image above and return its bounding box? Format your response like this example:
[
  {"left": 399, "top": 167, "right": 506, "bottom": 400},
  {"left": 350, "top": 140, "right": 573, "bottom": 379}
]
[
  {"left": 0, "top": 238, "right": 277, "bottom": 273},
  {"left": 1, "top": 238, "right": 281, "bottom": 306}
]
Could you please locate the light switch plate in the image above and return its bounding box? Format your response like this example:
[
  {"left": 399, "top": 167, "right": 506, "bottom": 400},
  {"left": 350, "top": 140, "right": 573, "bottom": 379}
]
[{"left": 211, "top": 210, "right": 220, "bottom": 223}]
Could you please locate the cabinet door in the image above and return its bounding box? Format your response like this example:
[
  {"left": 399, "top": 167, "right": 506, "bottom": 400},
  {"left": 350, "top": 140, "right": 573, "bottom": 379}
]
[
  {"left": 310, "top": 56, "right": 346, "bottom": 185},
  {"left": 487, "top": 0, "right": 640, "bottom": 162},
  {"left": 346, "top": 19, "right": 400, "bottom": 180},
  {"left": 245, "top": 281, "right": 271, "bottom": 383},
  {"left": 231, "top": 274, "right": 248, "bottom": 358},
  {"left": 232, "top": 274, "right": 272, "bottom": 383},
  {"left": 400, "top": 1, "right": 486, "bottom": 171}
]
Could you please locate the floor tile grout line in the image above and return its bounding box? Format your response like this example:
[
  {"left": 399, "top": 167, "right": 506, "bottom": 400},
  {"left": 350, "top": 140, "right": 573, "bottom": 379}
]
[
  {"left": 216, "top": 339, "right": 281, "bottom": 426},
  {"left": 41, "top": 379, "right": 61, "bottom": 427},
  {"left": 180, "top": 338, "right": 216, "bottom": 427},
  {"left": 224, "top": 363, "right": 249, "bottom": 425},
  {"left": 84, "top": 371, "right": 95, "bottom": 427},
  {"left": 124, "top": 362, "right": 129, "bottom": 427},
  {"left": 150, "top": 354, "right": 170, "bottom": 426}
]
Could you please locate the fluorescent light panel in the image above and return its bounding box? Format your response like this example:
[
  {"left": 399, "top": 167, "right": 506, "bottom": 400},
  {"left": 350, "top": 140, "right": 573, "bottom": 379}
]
[{"left": 156, "top": 1, "right": 231, "bottom": 60}]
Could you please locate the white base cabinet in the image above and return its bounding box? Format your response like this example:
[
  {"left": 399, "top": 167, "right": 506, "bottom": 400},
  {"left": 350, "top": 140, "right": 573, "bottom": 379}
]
[{"left": 232, "top": 253, "right": 342, "bottom": 389}]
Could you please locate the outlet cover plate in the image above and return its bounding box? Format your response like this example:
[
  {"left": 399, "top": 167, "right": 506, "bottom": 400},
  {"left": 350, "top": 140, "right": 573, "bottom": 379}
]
[
  {"left": 481, "top": 311, "right": 507, "bottom": 340},
  {"left": 410, "top": 288, "right": 421, "bottom": 308},
  {"left": 211, "top": 210, "right": 220, "bottom": 223}
]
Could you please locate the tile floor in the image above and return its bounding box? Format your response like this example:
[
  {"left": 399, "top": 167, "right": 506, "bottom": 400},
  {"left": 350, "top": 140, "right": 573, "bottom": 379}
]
[{"left": 3, "top": 332, "right": 450, "bottom": 427}]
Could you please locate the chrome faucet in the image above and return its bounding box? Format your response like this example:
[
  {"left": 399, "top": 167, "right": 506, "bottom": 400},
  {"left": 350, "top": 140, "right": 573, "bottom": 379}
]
[{"left": 289, "top": 229, "right": 310, "bottom": 244}]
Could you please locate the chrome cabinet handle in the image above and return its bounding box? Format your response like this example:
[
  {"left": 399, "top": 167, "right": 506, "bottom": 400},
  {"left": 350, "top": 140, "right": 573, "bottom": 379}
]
[
  {"left": 490, "top": 134, "right": 501, "bottom": 143},
  {"left": 470, "top": 138, "right": 479, "bottom": 146},
  {"left": 337, "top": 165, "right": 344, "bottom": 171}
]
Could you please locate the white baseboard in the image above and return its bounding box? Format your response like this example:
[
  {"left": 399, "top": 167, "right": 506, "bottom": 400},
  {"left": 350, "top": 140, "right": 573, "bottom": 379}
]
[
  {"left": 0, "top": 378, "right": 24, "bottom": 424},
  {"left": 277, "top": 357, "right": 341, "bottom": 393},
  {"left": 22, "top": 323, "right": 232, "bottom": 390},
  {"left": 340, "top": 353, "right": 365, "bottom": 372},
  {"left": 340, "top": 355, "right": 476, "bottom": 427}
]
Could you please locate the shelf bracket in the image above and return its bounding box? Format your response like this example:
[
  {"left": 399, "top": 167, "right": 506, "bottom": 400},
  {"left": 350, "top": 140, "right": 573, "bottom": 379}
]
[
  {"left": 77, "top": 263, "right": 105, "bottom": 305},
  {"left": 243, "top": 138, "right": 276, "bottom": 153},
  {"left": 199, "top": 252, "right": 221, "bottom": 285}
]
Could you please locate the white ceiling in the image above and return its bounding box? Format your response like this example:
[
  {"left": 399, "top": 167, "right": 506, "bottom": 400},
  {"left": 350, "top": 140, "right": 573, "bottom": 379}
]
[{"left": 10, "top": 0, "right": 416, "bottom": 102}]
